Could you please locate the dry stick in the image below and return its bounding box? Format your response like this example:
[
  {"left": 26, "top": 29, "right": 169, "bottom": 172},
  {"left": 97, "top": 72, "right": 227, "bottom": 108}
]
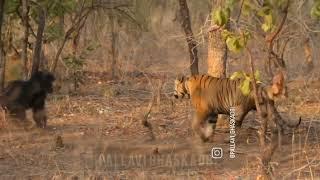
[
  {"left": 280, "top": 38, "right": 291, "bottom": 60},
  {"left": 304, "top": 153, "right": 314, "bottom": 179},
  {"left": 0, "top": 108, "right": 5, "bottom": 128},
  {"left": 247, "top": 48, "right": 278, "bottom": 178},
  {"left": 247, "top": 48, "right": 266, "bottom": 146},
  {"left": 284, "top": 155, "right": 320, "bottom": 178},
  {"left": 291, "top": 130, "right": 296, "bottom": 171},
  {"left": 298, "top": 126, "right": 302, "bottom": 178},
  {"left": 141, "top": 71, "right": 155, "bottom": 140},
  {"left": 236, "top": 0, "right": 245, "bottom": 23},
  {"left": 303, "top": 120, "right": 312, "bottom": 151},
  {"left": 156, "top": 79, "right": 163, "bottom": 107},
  {"left": 301, "top": 120, "right": 315, "bottom": 177},
  {"left": 142, "top": 94, "right": 155, "bottom": 140}
]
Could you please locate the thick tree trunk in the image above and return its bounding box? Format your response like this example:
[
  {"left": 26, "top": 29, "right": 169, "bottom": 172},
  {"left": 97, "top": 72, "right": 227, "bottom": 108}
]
[
  {"left": 207, "top": 0, "right": 228, "bottom": 128},
  {"left": 21, "top": 0, "right": 29, "bottom": 79},
  {"left": 207, "top": 31, "right": 227, "bottom": 77},
  {"left": 207, "top": 1, "right": 227, "bottom": 77},
  {"left": 31, "top": 7, "right": 46, "bottom": 75},
  {"left": 178, "top": 0, "right": 199, "bottom": 75},
  {"left": 0, "top": 0, "right": 6, "bottom": 91}
]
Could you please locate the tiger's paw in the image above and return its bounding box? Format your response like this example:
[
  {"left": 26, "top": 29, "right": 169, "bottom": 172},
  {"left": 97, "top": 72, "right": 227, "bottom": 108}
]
[{"left": 200, "top": 136, "right": 214, "bottom": 143}]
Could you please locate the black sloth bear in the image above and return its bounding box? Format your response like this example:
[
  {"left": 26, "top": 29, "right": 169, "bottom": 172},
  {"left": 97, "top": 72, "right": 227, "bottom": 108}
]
[{"left": 0, "top": 71, "right": 55, "bottom": 128}]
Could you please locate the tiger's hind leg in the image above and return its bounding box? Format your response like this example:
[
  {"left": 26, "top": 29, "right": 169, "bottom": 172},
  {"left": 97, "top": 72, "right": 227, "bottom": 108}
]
[
  {"left": 229, "top": 106, "right": 249, "bottom": 138},
  {"left": 231, "top": 106, "right": 248, "bottom": 128}
]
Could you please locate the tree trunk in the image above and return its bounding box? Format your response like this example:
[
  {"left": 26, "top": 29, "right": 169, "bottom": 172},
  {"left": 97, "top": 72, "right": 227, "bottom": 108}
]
[
  {"left": 207, "top": 29, "right": 227, "bottom": 77},
  {"left": 207, "top": 0, "right": 228, "bottom": 128},
  {"left": 39, "top": 48, "right": 47, "bottom": 69},
  {"left": 207, "top": 2, "right": 227, "bottom": 77},
  {"left": 0, "top": 0, "right": 6, "bottom": 91},
  {"left": 178, "top": 0, "right": 199, "bottom": 75},
  {"left": 21, "top": 0, "right": 29, "bottom": 79},
  {"left": 31, "top": 7, "right": 46, "bottom": 75}
]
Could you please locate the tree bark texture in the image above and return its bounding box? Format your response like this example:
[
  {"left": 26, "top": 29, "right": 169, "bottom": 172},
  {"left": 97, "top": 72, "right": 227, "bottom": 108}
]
[
  {"left": 31, "top": 7, "right": 46, "bottom": 75},
  {"left": 207, "top": 0, "right": 227, "bottom": 77},
  {"left": 21, "top": 0, "right": 29, "bottom": 78},
  {"left": 178, "top": 0, "right": 199, "bottom": 75},
  {"left": 207, "top": 31, "right": 227, "bottom": 77},
  {"left": 0, "top": 0, "right": 6, "bottom": 91}
]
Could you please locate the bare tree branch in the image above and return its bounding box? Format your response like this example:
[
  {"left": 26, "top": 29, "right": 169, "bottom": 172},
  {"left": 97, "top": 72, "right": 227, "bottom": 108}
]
[{"left": 266, "top": 0, "right": 290, "bottom": 74}]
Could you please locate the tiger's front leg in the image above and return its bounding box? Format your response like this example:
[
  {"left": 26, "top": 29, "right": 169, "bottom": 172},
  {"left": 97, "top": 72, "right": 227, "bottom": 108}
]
[
  {"left": 206, "top": 113, "right": 218, "bottom": 137},
  {"left": 192, "top": 111, "right": 216, "bottom": 142}
]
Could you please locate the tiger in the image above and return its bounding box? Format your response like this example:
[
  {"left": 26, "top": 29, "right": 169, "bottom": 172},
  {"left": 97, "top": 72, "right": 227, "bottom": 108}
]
[{"left": 173, "top": 74, "right": 301, "bottom": 142}]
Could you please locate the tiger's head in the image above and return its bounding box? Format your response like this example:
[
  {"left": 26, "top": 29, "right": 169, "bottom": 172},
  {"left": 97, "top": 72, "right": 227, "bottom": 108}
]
[{"left": 174, "top": 75, "right": 190, "bottom": 99}]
